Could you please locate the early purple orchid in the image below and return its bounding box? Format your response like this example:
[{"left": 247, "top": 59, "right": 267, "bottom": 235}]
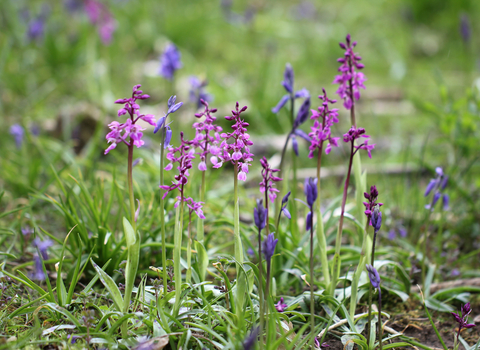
[
  {"left": 185, "top": 197, "right": 205, "bottom": 219},
  {"left": 451, "top": 302, "right": 475, "bottom": 349},
  {"left": 105, "top": 85, "right": 155, "bottom": 155},
  {"left": 308, "top": 88, "right": 340, "bottom": 158},
  {"left": 333, "top": 34, "right": 366, "bottom": 110},
  {"left": 84, "top": 0, "right": 116, "bottom": 45},
  {"left": 275, "top": 297, "right": 288, "bottom": 312},
  {"left": 160, "top": 132, "right": 195, "bottom": 200},
  {"left": 363, "top": 185, "right": 383, "bottom": 225},
  {"left": 343, "top": 126, "right": 375, "bottom": 159},
  {"left": 212, "top": 102, "right": 254, "bottom": 181},
  {"left": 259, "top": 157, "right": 282, "bottom": 204},
  {"left": 192, "top": 99, "right": 223, "bottom": 171}
]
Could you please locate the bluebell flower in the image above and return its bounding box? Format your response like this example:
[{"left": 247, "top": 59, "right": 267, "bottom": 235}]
[
  {"left": 10, "top": 124, "right": 24, "bottom": 149},
  {"left": 304, "top": 177, "right": 318, "bottom": 208},
  {"left": 243, "top": 326, "right": 259, "bottom": 350},
  {"left": 189, "top": 76, "right": 212, "bottom": 109},
  {"left": 272, "top": 63, "right": 311, "bottom": 156},
  {"left": 33, "top": 238, "right": 53, "bottom": 260},
  {"left": 262, "top": 233, "right": 278, "bottom": 264},
  {"left": 158, "top": 43, "right": 182, "bottom": 80},
  {"left": 32, "top": 254, "right": 45, "bottom": 281},
  {"left": 253, "top": 199, "right": 266, "bottom": 231},
  {"left": 370, "top": 207, "right": 382, "bottom": 234},
  {"left": 280, "top": 191, "right": 291, "bottom": 219},
  {"left": 424, "top": 167, "right": 449, "bottom": 211},
  {"left": 366, "top": 264, "right": 380, "bottom": 289}
]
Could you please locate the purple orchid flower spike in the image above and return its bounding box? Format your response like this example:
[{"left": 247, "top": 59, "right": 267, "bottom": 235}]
[
  {"left": 85, "top": 0, "right": 116, "bottom": 45},
  {"left": 451, "top": 302, "right": 475, "bottom": 348},
  {"left": 191, "top": 99, "right": 223, "bottom": 171},
  {"left": 308, "top": 89, "right": 341, "bottom": 158},
  {"left": 333, "top": 34, "right": 366, "bottom": 110},
  {"left": 160, "top": 132, "right": 195, "bottom": 200},
  {"left": 211, "top": 102, "right": 254, "bottom": 181},
  {"left": 105, "top": 85, "right": 156, "bottom": 155},
  {"left": 363, "top": 185, "right": 383, "bottom": 223},
  {"left": 259, "top": 157, "right": 282, "bottom": 204},
  {"left": 343, "top": 126, "right": 375, "bottom": 158},
  {"left": 275, "top": 297, "right": 288, "bottom": 312}
]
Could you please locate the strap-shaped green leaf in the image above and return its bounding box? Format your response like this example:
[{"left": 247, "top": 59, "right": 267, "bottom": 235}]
[
  {"left": 90, "top": 259, "right": 124, "bottom": 312},
  {"left": 123, "top": 217, "right": 136, "bottom": 248},
  {"left": 194, "top": 240, "right": 208, "bottom": 282}
]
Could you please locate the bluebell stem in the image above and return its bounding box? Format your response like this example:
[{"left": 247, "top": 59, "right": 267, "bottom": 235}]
[
  {"left": 158, "top": 43, "right": 182, "bottom": 80},
  {"left": 304, "top": 177, "right": 318, "bottom": 346},
  {"left": 154, "top": 95, "right": 183, "bottom": 294},
  {"left": 422, "top": 167, "right": 449, "bottom": 289},
  {"left": 254, "top": 199, "right": 266, "bottom": 350},
  {"left": 366, "top": 264, "right": 382, "bottom": 350},
  {"left": 273, "top": 64, "right": 311, "bottom": 243}
]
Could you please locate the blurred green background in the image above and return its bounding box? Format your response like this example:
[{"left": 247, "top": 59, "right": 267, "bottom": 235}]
[{"left": 1, "top": 0, "right": 480, "bottom": 262}]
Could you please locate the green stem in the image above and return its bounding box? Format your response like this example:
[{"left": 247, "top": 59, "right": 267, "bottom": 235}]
[
  {"left": 186, "top": 211, "right": 192, "bottom": 284},
  {"left": 233, "top": 162, "right": 246, "bottom": 328},
  {"left": 378, "top": 289, "right": 383, "bottom": 350},
  {"left": 349, "top": 223, "right": 369, "bottom": 320},
  {"left": 265, "top": 261, "right": 271, "bottom": 344},
  {"left": 160, "top": 128, "right": 168, "bottom": 294},
  {"left": 289, "top": 95, "right": 298, "bottom": 240},
  {"left": 436, "top": 211, "right": 445, "bottom": 265},
  {"left": 331, "top": 141, "right": 355, "bottom": 295},
  {"left": 122, "top": 143, "right": 137, "bottom": 338},
  {"left": 173, "top": 189, "right": 185, "bottom": 315},
  {"left": 257, "top": 227, "right": 265, "bottom": 350},
  {"left": 421, "top": 209, "right": 433, "bottom": 290},
  {"left": 366, "top": 282, "right": 373, "bottom": 346},
  {"left": 197, "top": 171, "right": 206, "bottom": 244},
  {"left": 309, "top": 205, "right": 315, "bottom": 347},
  {"left": 315, "top": 138, "right": 331, "bottom": 290}
]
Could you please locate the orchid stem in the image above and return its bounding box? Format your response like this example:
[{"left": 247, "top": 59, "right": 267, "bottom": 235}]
[{"left": 160, "top": 128, "right": 168, "bottom": 295}]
